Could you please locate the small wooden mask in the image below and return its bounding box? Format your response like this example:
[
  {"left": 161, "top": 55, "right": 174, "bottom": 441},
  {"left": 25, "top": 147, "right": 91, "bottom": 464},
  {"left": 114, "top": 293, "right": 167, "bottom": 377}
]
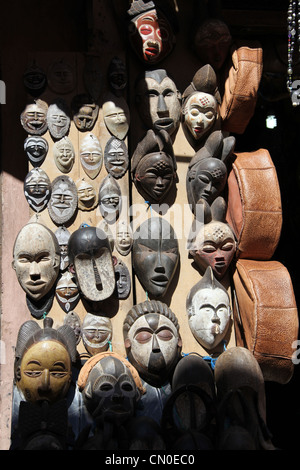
[
  {"left": 67, "top": 226, "right": 115, "bottom": 302},
  {"left": 20, "top": 99, "right": 48, "bottom": 135},
  {"left": 104, "top": 137, "right": 129, "bottom": 179},
  {"left": 76, "top": 178, "right": 98, "bottom": 211},
  {"left": 136, "top": 69, "right": 181, "bottom": 138},
  {"left": 98, "top": 175, "right": 122, "bottom": 222},
  {"left": 131, "top": 129, "right": 177, "bottom": 203},
  {"left": 48, "top": 176, "right": 78, "bottom": 225},
  {"left": 102, "top": 94, "right": 130, "bottom": 140},
  {"left": 55, "top": 271, "right": 80, "bottom": 313},
  {"left": 12, "top": 222, "right": 60, "bottom": 302},
  {"left": 186, "top": 266, "right": 231, "bottom": 350},
  {"left": 71, "top": 93, "right": 99, "bottom": 132},
  {"left": 108, "top": 56, "right": 127, "bottom": 95},
  {"left": 55, "top": 226, "right": 71, "bottom": 271},
  {"left": 132, "top": 217, "right": 179, "bottom": 298},
  {"left": 47, "top": 99, "right": 71, "bottom": 140},
  {"left": 24, "top": 168, "right": 51, "bottom": 213},
  {"left": 82, "top": 313, "right": 112, "bottom": 356},
  {"left": 115, "top": 220, "right": 133, "bottom": 256},
  {"left": 63, "top": 311, "right": 82, "bottom": 345},
  {"left": 14, "top": 317, "right": 77, "bottom": 403},
  {"left": 24, "top": 136, "right": 48, "bottom": 167},
  {"left": 79, "top": 133, "right": 103, "bottom": 180},
  {"left": 23, "top": 61, "right": 47, "bottom": 96},
  {"left": 123, "top": 300, "right": 182, "bottom": 387},
  {"left": 53, "top": 137, "right": 75, "bottom": 173},
  {"left": 114, "top": 259, "right": 131, "bottom": 299},
  {"left": 127, "top": 0, "right": 176, "bottom": 65},
  {"left": 47, "top": 59, "right": 75, "bottom": 94}
]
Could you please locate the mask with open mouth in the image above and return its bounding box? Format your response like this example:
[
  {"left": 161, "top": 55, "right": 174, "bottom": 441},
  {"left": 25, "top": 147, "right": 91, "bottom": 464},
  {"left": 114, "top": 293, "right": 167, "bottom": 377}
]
[
  {"left": 47, "top": 99, "right": 71, "bottom": 140},
  {"left": 24, "top": 167, "right": 51, "bottom": 213},
  {"left": 104, "top": 136, "right": 129, "bottom": 179},
  {"left": 24, "top": 136, "right": 48, "bottom": 167},
  {"left": 20, "top": 99, "right": 48, "bottom": 135},
  {"left": 48, "top": 176, "right": 78, "bottom": 225},
  {"left": 67, "top": 225, "right": 115, "bottom": 302}
]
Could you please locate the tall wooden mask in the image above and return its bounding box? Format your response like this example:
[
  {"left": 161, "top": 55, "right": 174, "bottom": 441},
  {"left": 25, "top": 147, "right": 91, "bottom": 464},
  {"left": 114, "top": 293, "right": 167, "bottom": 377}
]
[
  {"left": 186, "top": 266, "right": 231, "bottom": 350},
  {"left": 47, "top": 99, "right": 71, "bottom": 140},
  {"left": 14, "top": 317, "right": 77, "bottom": 403},
  {"left": 131, "top": 129, "right": 177, "bottom": 203},
  {"left": 12, "top": 222, "right": 60, "bottom": 302},
  {"left": 98, "top": 175, "right": 122, "bottom": 222},
  {"left": 102, "top": 94, "right": 130, "bottom": 140},
  {"left": 68, "top": 226, "right": 115, "bottom": 302},
  {"left": 24, "top": 168, "right": 51, "bottom": 213},
  {"left": 123, "top": 300, "right": 182, "bottom": 387},
  {"left": 79, "top": 133, "right": 103, "bottom": 180},
  {"left": 132, "top": 217, "right": 179, "bottom": 298},
  {"left": 48, "top": 176, "right": 78, "bottom": 225}
]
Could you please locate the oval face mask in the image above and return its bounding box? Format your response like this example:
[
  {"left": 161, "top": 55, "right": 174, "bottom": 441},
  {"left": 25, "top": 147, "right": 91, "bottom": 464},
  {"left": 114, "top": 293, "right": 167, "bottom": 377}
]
[
  {"left": 102, "top": 96, "right": 130, "bottom": 140},
  {"left": 24, "top": 136, "right": 48, "bottom": 167},
  {"left": 20, "top": 99, "right": 48, "bottom": 135},
  {"left": 55, "top": 271, "right": 80, "bottom": 313},
  {"left": 98, "top": 175, "right": 122, "bottom": 223},
  {"left": 53, "top": 137, "right": 75, "bottom": 174},
  {"left": 104, "top": 137, "right": 129, "bottom": 179},
  {"left": 82, "top": 313, "right": 112, "bottom": 356},
  {"left": 76, "top": 178, "right": 98, "bottom": 211},
  {"left": 79, "top": 133, "right": 103, "bottom": 180},
  {"left": 48, "top": 176, "right": 78, "bottom": 225},
  {"left": 24, "top": 168, "right": 51, "bottom": 213},
  {"left": 72, "top": 93, "right": 99, "bottom": 132},
  {"left": 47, "top": 100, "right": 71, "bottom": 140}
]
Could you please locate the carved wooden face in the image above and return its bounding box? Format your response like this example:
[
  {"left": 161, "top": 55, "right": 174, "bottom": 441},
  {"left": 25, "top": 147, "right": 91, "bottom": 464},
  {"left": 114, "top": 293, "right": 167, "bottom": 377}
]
[
  {"left": 12, "top": 223, "right": 60, "bottom": 301},
  {"left": 183, "top": 92, "right": 218, "bottom": 142},
  {"left": 48, "top": 60, "right": 75, "bottom": 94},
  {"left": 48, "top": 176, "right": 78, "bottom": 225},
  {"left": 53, "top": 137, "right": 75, "bottom": 173},
  {"left": 64, "top": 311, "right": 82, "bottom": 345},
  {"left": 24, "top": 136, "right": 48, "bottom": 167},
  {"left": 187, "top": 286, "right": 231, "bottom": 350},
  {"left": 187, "top": 158, "right": 227, "bottom": 209},
  {"left": 47, "top": 102, "right": 70, "bottom": 140},
  {"left": 190, "top": 221, "right": 236, "bottom": 279},
  {"left": 17, "top": 340, "right": 72, "bottom": 403},
  {"left": 55, "top": 271, "right": 80, "bottom": 313},
  {"left": 82, "top": 313, "right": 112, "bottom": 356},
  {"left": 20, "top": 100, "right": 48, "bottom": 135},
  {"left": 98, "top": 175, "right": 122, "bottom": 222},
  {"left": 72, "top": 94, "right": 99, "bottom": 131},
  {"left": 76, "top": 179, "right": 98, "bottom": 211},
  {"left": 114, "top": 260, "right": 131, "bottom": 299},
  {"left": 79, "top": 133, "right": 103, "bottom": 179},
  {"left": 55, "top": 226, "right": 70, "bottom": 271},
  {"left": 82, "top": 356, "right": 139, "bottom": 422},
  {"left": 104, "top": 137, "right": 129, "bottom": 179},
  {"left": 133, "top": 218, "right": 179, "bottom": 298},
  {"left": 134, "top": 151, "right": 176, "bottom": 202},
  {"left": 24, "top": 168, "right": 51, "bottom": 213},
  {"left": 115, "top": 221, "right": 133, "bottom": 256},
  {"left": 129, "top": 9, "right": 174, "bottom": 64},
  {"left": 102, "top": 99, "right": 130, "bottom": 140},
  {"left": 124, "top": 311, "right": 181, "bottom": 386},
  {"left": 136, "top": 72, "right": 181, "bottom": 136}
]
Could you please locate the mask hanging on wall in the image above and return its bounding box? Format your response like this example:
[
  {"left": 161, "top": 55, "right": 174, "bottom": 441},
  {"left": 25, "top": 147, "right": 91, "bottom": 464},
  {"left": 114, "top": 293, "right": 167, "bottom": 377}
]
[
  {"left": 24, "top": 168, "right": 51, "bottom": 213},
  {"left": 104, "top": 137, "right": 129, "bottom": 179},
  {"left": 47, "top": 59, "right": 76, "bottom": 94},
  {"left": 135, "top": 69, "right": 181, "bottom": 139},
  {"left": 71, "top": 93, "right": 99, "bottom": 132},
  {"left": 63, "top": 311, "right": 82, "bottom": 345},
  {"left": 76, "top": 178, "right": 98, "bottom": 211},
  {"left": 83, "top": 54, "right": 103, "bottom": 102},
  {"left": 20, "top": 99, "right": 48, "bottom": 135},
  {"left": 123, "top": 300, "right": 182, "bottom": 387},
  {"left": 102, "top": 94, "right": 130, "bottom": 140},
  {"left": 114, "top": 259, "right": 131, "bottom": 299},
  {"left": 115, "top": 220, "right": 133, "bottom": 256},
  {"left": 24, "top": 136, "right": 48, "bottom": 167},
  {"left": 48, "top": 175, "right": 78, "bottom": 225},
  {"left": 108, "top": 56, "right": 127, "bottom": 95},
  {"left": 55, "top": 226, "right": 71, "bottom": 271},
  {"left": 131, "top": 129, "right": 177, "bottom": 203},
  {"left": 68, "top": 225, "right": 115, "bottom": 302},
  {"left": 127, "top": 0, "right": 177, "bottom": 65},
  {"left": 79, "top": 133, "right": 103, "bottom": 180},
  {"left": 14, "top": 317, "right": 77, "bottom": 403},
  {"left": 12, "top": 222, "right": 60, "bottom": 302},
  {"left": 53, "top": 137, "right": 75, "bottom": 174},
  {"left": 55, "top": 271, "right": 80, "bottom": 313},
  {"left": 23, "top": 61, "right": 47, "bottom": 96},
  {"left": 186, "top": 266, "right": 232, "bottom": 350},
  {"left": 132, "top": 217, "right": 179, "bottom": 298},
  {"left": 82, "top": 313, "right": 112, "bottom": 356},
  {"left": 98, "top": 175, "right": 122, "bottom": 222},
  {"left": 47, "top": 99, "right": 71, "bottom": 140}
]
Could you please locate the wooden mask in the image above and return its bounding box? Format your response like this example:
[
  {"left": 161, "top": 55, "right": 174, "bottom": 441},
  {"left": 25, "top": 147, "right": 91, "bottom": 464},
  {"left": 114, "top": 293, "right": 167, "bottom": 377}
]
[
  {"left": 136, "top": 69, "right": 181, "bottom": 138},
  {"left": 104, "top": 137, "right": 129, "bottom": 179},
  {"left": 132, "top": 217, "right": 179, "bottom": 298},
  {"left": 12, "top": 222, "right": 60, "bottom": 302},
  {"left": 127, "top": 0, "right": 176, "bottom": 65},
  {"left": 123, "top": 300, "right": 182, "bottom": 387},
  {"left": 14, "top": 317, "right": 76, "bottom": 403},
  {"left": 98, "top": 175, "right": 122, "bottom": 222},
  {"left": 53, "top": 137, "right": 75, "bottom": 173},
  {"left": 67, "top": 226, "right": 115, "bottom": 302},
  {"left": 131, "top": 129, "right": 177, "bottom": 203},
  {"left": 23, "top": 61, "right": 47, "bottom": 96},
  {"left": 102, "top": 95, "right": 130, "bottom": 140},
  {"left": 20, "top": 99, "right": 48, "bottom": 135},
  {"left": 24, "top": 168, "right": 51, "bottom": 213},
  {"left": 48, "top": 176, "right": 78, "bottom": 225},
  {"left": 79, "top": 133, "right": 103, "bottom": 180},
  {"left": 47, "top": 59, "right": 75, "bottom": 94},
  {"left": 71, "top": 93, "right": 99, "bottom": 132},
  {"left": 55, "top": 226, "right": 71, "bottom": 271},
  {"left": 115, "top": 220, "right": 133, "bottom": 256},
  {"left": 47, "top": 100, "right": 71, "bottom": 140},
  {"left": 24, "top": 136, "right": 48, "bottom": 167},
  {"left": 76, "top": 178, "right": 98, "bottom": 211},
  {"left": 55, "top": 271, "right": 80, "bottom": 313},
  {"left": 186, "top": 266, "right": 231, "bottom": 350},
  {"left": 114, "top": 259, "right": 131, "bottom": 299},
  {"left": 63, "top": 311, "right": 82, "bottom": 345},
  {"left": 108, "top": 56, "right": 127, "bottom": 94},
  {"left": 82, "top": 313, "right": 112, "bottom": 356}
]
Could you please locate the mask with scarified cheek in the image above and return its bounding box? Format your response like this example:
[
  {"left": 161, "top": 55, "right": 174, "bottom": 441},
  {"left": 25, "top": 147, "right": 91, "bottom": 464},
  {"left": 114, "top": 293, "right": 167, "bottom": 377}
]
[
  {"left": 68, "top": 226, "right": 115, "bottom": 302},
  {"left": 123, "top": 300, "right": 182, "bottom": 387},
  {"left": 24, "top": 168, "right": 51, "bottom": 213},
  {"left": 55, "top": 271, "right": 80, "bottom": 313}
]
